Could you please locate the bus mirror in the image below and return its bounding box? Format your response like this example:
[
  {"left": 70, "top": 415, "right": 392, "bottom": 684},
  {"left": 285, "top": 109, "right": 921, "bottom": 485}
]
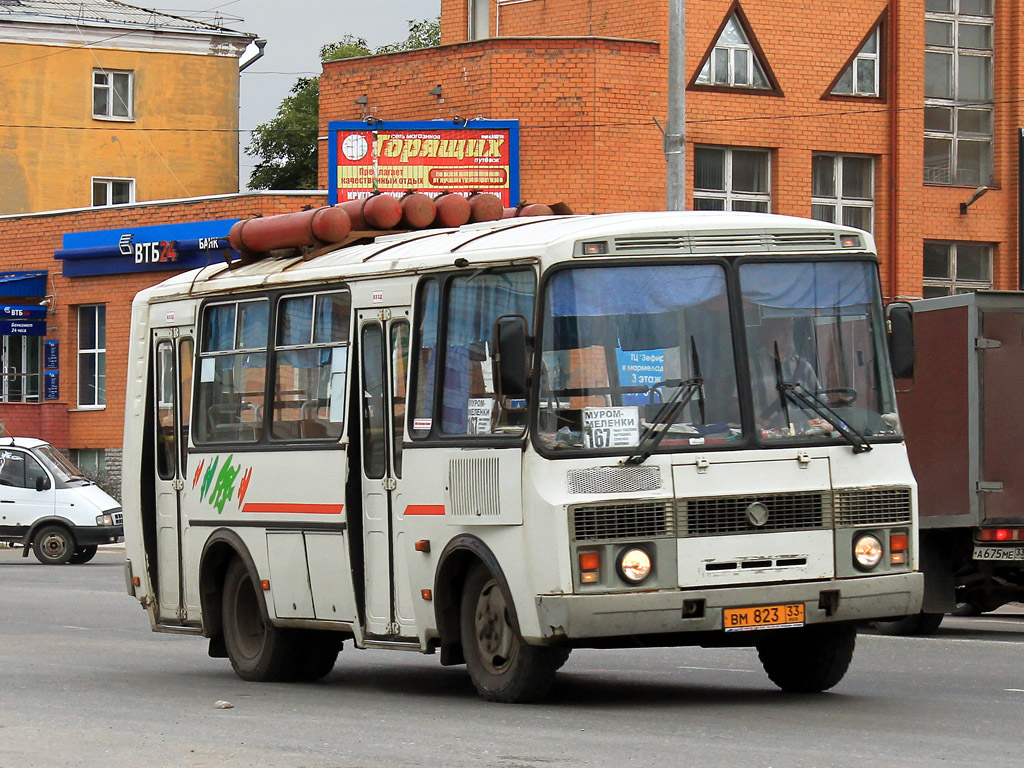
[
  {"left": 494, "top": 315, "right": 529, "bottom": 409},
  {"left": 887, "top": 302, "right": 914, "bottom": 379},
  {"left": 36, "top": 474, "right": 50, "bottom": 492}
]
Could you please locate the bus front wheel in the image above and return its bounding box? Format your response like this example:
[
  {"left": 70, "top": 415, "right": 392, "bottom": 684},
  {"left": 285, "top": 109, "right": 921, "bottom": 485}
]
[
  {"left": 460, "top": 564, "right": 558, "bottom": 703},
  {"left": 756, "top": 623, "right": 856, "bottom": 693},
  {"left": 222, "top": 558, "right": 296, "bottom": 682}
]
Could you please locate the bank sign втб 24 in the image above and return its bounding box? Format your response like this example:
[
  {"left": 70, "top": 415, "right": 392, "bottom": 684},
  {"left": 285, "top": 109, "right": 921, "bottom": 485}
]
[{"left": 327, "top": 120, "right": 519, "bottom": 206}]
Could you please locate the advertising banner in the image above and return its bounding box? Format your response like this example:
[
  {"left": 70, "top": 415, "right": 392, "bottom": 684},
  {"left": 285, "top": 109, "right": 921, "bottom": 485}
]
[{"left": 328, "top": 120, "right": 519, "bottom": 206}]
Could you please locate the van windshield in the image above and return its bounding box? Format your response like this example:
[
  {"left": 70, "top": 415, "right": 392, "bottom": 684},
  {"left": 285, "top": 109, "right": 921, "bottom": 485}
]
[{"left": 32, "top": 444, "right": 88, "bottom": 483}]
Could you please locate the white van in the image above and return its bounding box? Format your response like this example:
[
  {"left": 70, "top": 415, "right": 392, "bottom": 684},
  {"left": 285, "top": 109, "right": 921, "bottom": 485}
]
[{"left": 0, "top": 437, "right": 122, "bottom": 564}]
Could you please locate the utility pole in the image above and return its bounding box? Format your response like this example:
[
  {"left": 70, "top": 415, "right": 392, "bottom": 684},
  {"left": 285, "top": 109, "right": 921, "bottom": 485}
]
[{"left": 665, "top": 0, "right": 686, "bottom": 210}]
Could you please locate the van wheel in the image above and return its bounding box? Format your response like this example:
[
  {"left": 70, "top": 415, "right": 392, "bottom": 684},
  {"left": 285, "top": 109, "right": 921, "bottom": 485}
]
[
  {"left": 69, "top": 545, "right": 98, "bottom": 564},
  {"left": 33, "top": 525, "right": 74, "bottom": 565},
  {"left": 756, "top": 623, "right": 857, "bottom": 693},
  {"left": 460, "top": 564, "right": 558, "bottom": 703},
  {"left": 222, "top": 558, "right": 296, "bottom": 682}
]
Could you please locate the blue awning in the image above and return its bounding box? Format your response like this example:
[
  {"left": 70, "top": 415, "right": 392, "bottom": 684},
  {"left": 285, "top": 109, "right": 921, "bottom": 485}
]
[{"left": 0, "top": 272, "right": 47, "bottom": 297}]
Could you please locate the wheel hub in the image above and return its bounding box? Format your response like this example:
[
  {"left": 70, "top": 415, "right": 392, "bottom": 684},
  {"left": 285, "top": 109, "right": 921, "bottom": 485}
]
[{"left": 474, "top": 580, "right": 517, "bottom": 674}]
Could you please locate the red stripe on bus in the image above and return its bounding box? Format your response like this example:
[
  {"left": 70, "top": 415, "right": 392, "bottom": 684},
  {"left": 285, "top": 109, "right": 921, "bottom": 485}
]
[
  {"left": 241, "top": 503, "right": 344, "bottom": 515},
  {"left": 405, "top": 505, "right": 446, "bottom": 516}
]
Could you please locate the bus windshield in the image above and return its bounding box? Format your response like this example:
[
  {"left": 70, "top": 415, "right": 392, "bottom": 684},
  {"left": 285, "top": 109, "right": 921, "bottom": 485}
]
[
  {"left": 740, "top": 260, "right": 901, "bottom": 445},
  {"left": 537, "top": 263, "right": 741, "bottom": 452}
]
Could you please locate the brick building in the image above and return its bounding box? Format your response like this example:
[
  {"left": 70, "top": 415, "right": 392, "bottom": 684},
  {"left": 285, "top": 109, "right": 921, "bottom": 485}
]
[{"left": 319, "top": 0, "right": 1021, "bottom": 300}]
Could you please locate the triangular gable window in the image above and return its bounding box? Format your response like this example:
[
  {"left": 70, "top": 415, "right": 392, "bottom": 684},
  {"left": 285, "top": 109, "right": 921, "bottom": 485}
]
[
  {"left": 692, "top": 6, "right": 777, "bottom": 91},
  {"left": 826, "top": 13, "right": 885, "bottom": 99}
]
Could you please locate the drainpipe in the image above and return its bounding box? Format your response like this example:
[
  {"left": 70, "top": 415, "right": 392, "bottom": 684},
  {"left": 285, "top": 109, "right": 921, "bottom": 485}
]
[{"left": 887, "top": 2, "right": 899, "bottom": 302}]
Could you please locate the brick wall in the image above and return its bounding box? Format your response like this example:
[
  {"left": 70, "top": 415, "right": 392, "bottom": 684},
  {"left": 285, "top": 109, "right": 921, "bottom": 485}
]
[{"left": 0, "top": 192, "right": 327, "bottom": 453}]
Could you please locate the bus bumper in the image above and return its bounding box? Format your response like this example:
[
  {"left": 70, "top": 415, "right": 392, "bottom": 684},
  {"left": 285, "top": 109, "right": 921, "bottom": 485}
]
[{"left": 533, "top": 572, "right": 923, "bottom": 640}]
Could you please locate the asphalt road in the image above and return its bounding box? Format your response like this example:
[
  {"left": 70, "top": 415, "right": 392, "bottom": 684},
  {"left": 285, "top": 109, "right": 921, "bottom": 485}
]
[{"left": 2, "top": 547, "right": 1023, "bottom": 768}]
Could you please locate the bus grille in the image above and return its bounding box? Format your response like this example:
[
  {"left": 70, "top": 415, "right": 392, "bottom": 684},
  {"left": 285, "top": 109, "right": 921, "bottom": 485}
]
[
  {"left": 678, "top": 492, "right": 832, "bottom": 537},
  {"left": 567, "top": 466, "right": 661, "bottom": 494},
  {"left": 571, "top": 501, "right": 673, "bottom": 541},
  {"left": 835, "top": 487, "right": 912, "bottom": 526}
]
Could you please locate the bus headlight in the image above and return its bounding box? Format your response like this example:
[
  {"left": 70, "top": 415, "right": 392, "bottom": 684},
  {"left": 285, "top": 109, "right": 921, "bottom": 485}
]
[
  {"left": 96, "top": 514, "right": 114, "bottom": 526},
  {"left": 853, "top": 534, "right": 883, "bottom": 570},
  {"left": 617, "top": 547, "right": 652, "bottom": 584}
]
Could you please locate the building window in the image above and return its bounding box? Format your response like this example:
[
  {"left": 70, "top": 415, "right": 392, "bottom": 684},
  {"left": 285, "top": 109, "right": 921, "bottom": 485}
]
[
  {"left": 924, "top": 0, "right": 993, "bottom": 186},
  {"left": 831, "top": 27, "right": 881, "bottom": 97},
  {"left": 922, "top": 241, "right": 992, "bottom": 297},
  {"left": 693, "top": 146, "right": 770, "bottom": 212},
  {"left": 93, "top": 70, "right": 133, "bottom": 119},
  {"left": 811, "top": 154, "right": 874, "bottom": 232},
  {"left": 695, "top": 12, "right": 772, "bottom": 89},
  {"left": 468, "top": 0, "right": 489, "bottom": 40},
  {"left": 71, "top": 449, "right": 107, "bottom": 475},
  {"left": 92, "top": 178, "right": 134, "bottom": 207},
  {"left": 0, "top": 336, "right": 41, "bottom": 403},
  {"left": 78, "top": 305, "right": 106, "bottom": 408}
]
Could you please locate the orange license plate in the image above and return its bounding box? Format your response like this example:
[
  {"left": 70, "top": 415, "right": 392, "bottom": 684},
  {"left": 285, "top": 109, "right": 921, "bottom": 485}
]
[{"left": 723, "top": 603, "right": 805, "bottom": 632}]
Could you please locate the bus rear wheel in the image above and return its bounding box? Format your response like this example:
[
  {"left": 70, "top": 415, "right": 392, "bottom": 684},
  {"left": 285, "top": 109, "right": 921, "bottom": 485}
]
[
  {"left": 873, "top": 611, "right": 944, "bottom": 636},
  {"left": 756, "top": 623, "right": 856, "bottom": 693},
  {"left": 460, "top": 564, "right": 558, "bottom": 703},
  {"left": 222, "top": 558, "right": 296, "bottom": 682}
]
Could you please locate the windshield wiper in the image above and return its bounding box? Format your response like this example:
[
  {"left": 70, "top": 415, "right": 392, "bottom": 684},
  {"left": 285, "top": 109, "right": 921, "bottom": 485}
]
[
  {"left": 775, "top": 377, "right": 872, "bottom": 454},
  {"left": 624, "top": 337, "right": 704, "bottom": 466}
]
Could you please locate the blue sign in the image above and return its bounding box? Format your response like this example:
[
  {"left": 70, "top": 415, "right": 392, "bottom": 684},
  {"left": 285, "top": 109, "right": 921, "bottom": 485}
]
[
  {"left": 56, "top": 219, "right": 240, "bottom": 277},
  {"left": 45, "top": 371, "right": 59, "bottom": 400},
  {"left": 616, "top": 348, "right": 665, "bottom": 405},
  {"left": 0, "top": 304, "right": 46, "bottom": 321},
  {"left": 0, "top": 319, "right": 46, "bottom": 336},
  {"left": 44, "top": 339, "right": 58, "bottom": 370}
]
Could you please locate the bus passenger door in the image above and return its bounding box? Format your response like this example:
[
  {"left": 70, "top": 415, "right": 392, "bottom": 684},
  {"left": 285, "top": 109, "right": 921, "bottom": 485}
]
[
  {"left": 357, "top": 307, "right": 413, "bottom": 638},
  {"left": 151, "top": 330, "right": 193, "bottom": 623}
]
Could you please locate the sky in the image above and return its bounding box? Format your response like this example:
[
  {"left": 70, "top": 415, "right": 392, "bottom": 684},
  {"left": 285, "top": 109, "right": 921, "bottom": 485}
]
[{"left": 155, "top": 1, "right": 442, "bottom": 189}]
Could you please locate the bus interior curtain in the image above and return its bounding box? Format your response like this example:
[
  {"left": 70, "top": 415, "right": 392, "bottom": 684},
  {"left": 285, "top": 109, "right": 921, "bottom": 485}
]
[{"left": 739, "top": 262, "right": 873, "bottom": 309}]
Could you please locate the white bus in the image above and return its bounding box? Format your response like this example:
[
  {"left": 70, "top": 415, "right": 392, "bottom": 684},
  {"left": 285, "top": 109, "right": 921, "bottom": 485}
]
[{"left": 122, "top": 211, "right": 923, "bottom": 702}]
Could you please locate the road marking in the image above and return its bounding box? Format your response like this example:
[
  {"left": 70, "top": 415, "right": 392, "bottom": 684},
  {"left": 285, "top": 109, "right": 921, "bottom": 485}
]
[{"left": 1005, "top": 688, "right": 1024, "bottom": 693}]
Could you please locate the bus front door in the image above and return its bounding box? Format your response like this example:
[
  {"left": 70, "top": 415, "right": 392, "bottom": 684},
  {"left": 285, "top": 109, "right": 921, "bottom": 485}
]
[
  {"left": 151, "top": 330, "right": 194, "bottom": 624},
  {"left": 357, "top": 307, "right": 414, "bottom": 638}
]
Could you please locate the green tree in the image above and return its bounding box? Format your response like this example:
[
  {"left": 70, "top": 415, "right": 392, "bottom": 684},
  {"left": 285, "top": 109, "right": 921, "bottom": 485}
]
[{"left": 247, "top": 20, "right": 440, "bottom": 191}]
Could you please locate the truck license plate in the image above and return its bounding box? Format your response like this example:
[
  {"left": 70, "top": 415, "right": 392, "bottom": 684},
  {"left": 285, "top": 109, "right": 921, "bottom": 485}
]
[
  {"left": 723, "top": 603, "right": 805, "bottom": 632},
  {"left": 973, "top": 545, "right": 1024, "bottom": 562}
]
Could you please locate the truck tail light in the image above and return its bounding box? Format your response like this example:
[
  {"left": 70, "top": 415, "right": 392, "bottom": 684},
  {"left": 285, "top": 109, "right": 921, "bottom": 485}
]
[{"left": 979, "top": 528, "right": 1021, "bottom": 542}]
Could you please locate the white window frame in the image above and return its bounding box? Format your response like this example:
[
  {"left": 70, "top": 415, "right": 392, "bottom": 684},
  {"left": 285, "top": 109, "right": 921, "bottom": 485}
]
[
  {"left": 78, "top": 304, "right": 106, "bottom": 409},
  {"left": 695, "top": 14, "right": 770, "bottom": 89},
  {"left": 92, "top": 177, "right": 135, "bottom": 207},
  {"left": 832, "top": 28, "right": 880, "bottom": 97},
  {"left": 693, "top": 146, "right": 771, "bottom": 212},
  {"left": 924, "top": 0, "right": 993, "bottom": 186},
  {"left": 922, "top": 240, "right": 993, "bottom": 297},
  {"left": 92, "top": 69, "right": 134, "bottom": 120},
  {"left": 811, "top": 153, "right": 875, "bottom": 233}
]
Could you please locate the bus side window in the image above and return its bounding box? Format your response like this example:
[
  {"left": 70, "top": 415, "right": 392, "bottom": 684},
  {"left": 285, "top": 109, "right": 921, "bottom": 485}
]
[
  {"left": 271, "top": 290, "right": 350, "bottom": 441},
  {"left": 410, "top": 278, "right": 440, "bottom": 438},
  {"left": 195, "top": 299, "right": 269, "bottom": 444},
  {"left": 440, "top": 269, "right": 535, "bottom": 437}
]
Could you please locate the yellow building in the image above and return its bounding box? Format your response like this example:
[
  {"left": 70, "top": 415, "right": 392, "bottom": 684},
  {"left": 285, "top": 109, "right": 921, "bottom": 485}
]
[{"left": 0, "top": 0, "right": 255, "bottom": 214}]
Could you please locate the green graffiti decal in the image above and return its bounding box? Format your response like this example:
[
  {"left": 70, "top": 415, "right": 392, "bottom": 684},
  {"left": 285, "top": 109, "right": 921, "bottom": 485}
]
[
  {"left": 209, "top": 455, "right": 242, "bottom": 515},
  {"left": 200, "top": 456, "right": 219, "bottom": 502}
]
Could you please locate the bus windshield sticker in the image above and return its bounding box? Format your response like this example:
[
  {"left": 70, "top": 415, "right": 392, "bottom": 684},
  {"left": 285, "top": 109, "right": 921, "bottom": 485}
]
[
  {"left": 200, "top": 357, "right": 215, "bottom": 383},
  {"left": 413, "top": 418, "right": 432, "bottom": 431},
  {"left": 582, "top": 406, "right": 640, "bottom": 449},
  {"left": 329, "top": 349, "right": 348, "bottom": 422},
  {"left": 468, "top": 397, "right": 495, "bottom": 434}
]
